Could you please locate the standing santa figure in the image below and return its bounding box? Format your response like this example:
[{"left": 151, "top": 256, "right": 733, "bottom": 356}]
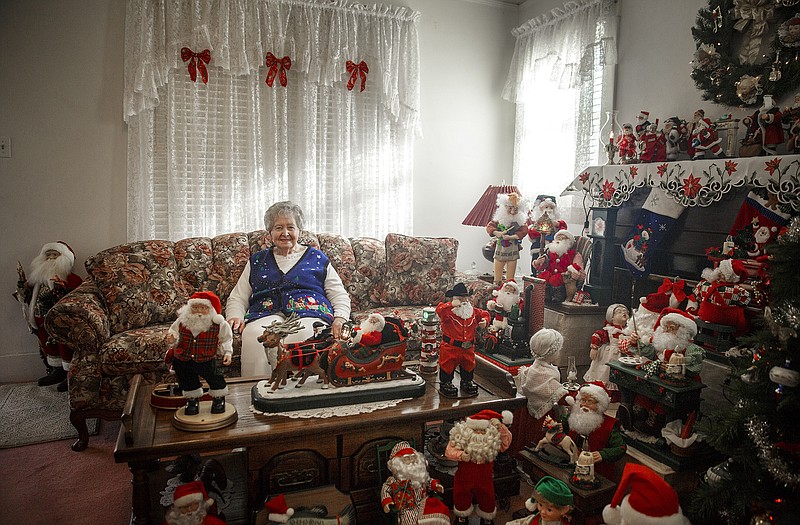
[
  {"left": 485, "top": 192, "right": 529, "bottom": 286},
  {"left": 14, "top": 241, "right": 83, "bottom": 390},
  {"left": 167, "top": 291, "right": 233, "bottom": 415},
  {"left": 445, "top": 410, "right": 513, "bottom": 525},
  {"left": 690, "top": 116, "right": 722, "bottom": 159},
  {"left": 380, "top": 441, "right": 449, "bottom": 525}
]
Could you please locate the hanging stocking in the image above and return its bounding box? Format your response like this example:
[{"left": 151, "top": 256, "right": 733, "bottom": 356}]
[
  {"left": 728, "top": 189, "right": 793, "bottom": 259},
  {"left": 621, "top": 187, "right": 687, "bottom": 278}
]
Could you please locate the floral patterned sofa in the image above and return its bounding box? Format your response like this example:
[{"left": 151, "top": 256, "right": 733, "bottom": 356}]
[{"left": 46, "top": 230, "right": 492, "bottom": 451}]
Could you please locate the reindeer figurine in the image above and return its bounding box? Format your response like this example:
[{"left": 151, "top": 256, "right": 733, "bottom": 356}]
[
  {"left": 257, "top": 313, "right": 330, "bottom": 391},
  {"left": 534, "top": 414, "right": 579, "bottom": 464}
]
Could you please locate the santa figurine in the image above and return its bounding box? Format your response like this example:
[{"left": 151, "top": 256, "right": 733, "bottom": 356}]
[
  {"left": 584, "top": 304, "right": 629, "bottom": 384},
  {"left": 532, "top": 229, "right": 585, "bottom": 303},
  {"left": 380, "top": 441, "right": 449, "bottom": 525},
  {"left": 688, "top": 258, "right": 752, "bottom": 336},
  {"left": 690, "top": 116, "right": 722, "bottom": 159},
  {"left": 756, "top": 94, "right": 784, "bottom": 155},
  {"left": 621, "top": 309, "right": 705, "bottom": 434},
  {"left": 262, "top": 494, "right": 294, "bottom": 524},
  {"left": 163, "top": 481, "right": 226, "bottom": 525},
  {"left": 486, "top": 279, "right": 523, "bottom": 337},
  {"left": 14, "top": 241, "right": 83, "bottom": 391},
  {"left": 603, "top": 463, "right": 690, "bottom": 525},
  {"left": 445, "top": 409, "right": 513, "bottom": 525},
  {"left": 506, "top": 476, "right": 573, "bottom": 525},
  {"left": 621, "top": 291, "right": 670, "bottom": 349},
  {"left": 526, "top": 196, "right": 567, "bottom": 270},
  {"left": 167, "top": 291, "right": 233, "bottom": 416},
  {"left": 435, "top": 283, "right": 490, "bottom": 398},
  {"left": 560, "top": 382, "right": 626, "bottom": 480},
  {"left": 485, "top": 192, "right": 529, "bottom": 286},
  {"left": 637, "top": 120, "right": 666, "bottom": 163},
  {"left": 352, "top": 312, "right": 386, "bottom": 346},
  {"left": 616, "top": 123, "right": 638, "bottom": 163},
  {"left": 634, "top": 110, "right": 651, "bottom": 139}
]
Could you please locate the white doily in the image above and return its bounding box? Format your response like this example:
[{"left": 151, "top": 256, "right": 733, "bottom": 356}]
[{"left": 250, "top": 397, "right": 412, "bottom": 418}]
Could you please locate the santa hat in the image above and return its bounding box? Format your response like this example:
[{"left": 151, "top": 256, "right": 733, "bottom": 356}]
[
  {"left": 465, "top": 409, "right": 513, "bottom": 429},
  {"left": 640, "top": 292, "right": 670, "bottom": 314},
  {"left": 575, "top": 382, "right": 610, "bottom": 413},
  {"left": 603, "top": 464, "right": 689, "bottom": 525},
  {"left": 495, "top": 279, "right": 520, "bottom": 295},
  {"left": 172, "top": 481, "right": 213, "bottom": 509},
  {"left": 553, "top": 229, "right": 574, "bottom": 244},
  {"left": 605, "top": 304, "right": 627, "bottom": 323},
  {"left": 388, "top": 441, "right": 416, "bottom": 461},
  {"left": 654, "top": 308, "right": 698, "bottom": 339},
  {"left": 188, "top": 291, "right": 225, "bottom": 324},
  {"left": 418, "top": 497, "right": 451, "bottom": 525},
  {"left": 638, "top": 111, "right": 650, "bottom": 120},
  {"left": 264, "top": 494, "right": 295, "bottom": 523},
  {"left": 529, "top": 328, "right": 563, "bottom": 359},
  {"left": 40, "top": 241, "right": 76, "bottom": 267}
]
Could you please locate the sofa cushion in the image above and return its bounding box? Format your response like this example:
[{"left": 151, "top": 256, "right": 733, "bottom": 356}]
[
  {"left": 349, "top": 237, "right": 386, "bottom": 310},
  {"left": 174, "top": 237, "right": 214, "bottom": 296},
  {"left": 86, "top": 241, "right": 185, "bottom": 333},
  {"left": 381, "top": 233, "right": 458, "bottom": 306}
]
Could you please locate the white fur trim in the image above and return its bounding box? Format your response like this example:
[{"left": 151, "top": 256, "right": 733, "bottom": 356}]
[
  {"left": 453, "top": 505, "right": 474, "bottom": 518},
  {"left": 173, "top": 492, "right": 204, "bottom": 507},
  {"left": 209, "top": 386, "right": 228, "bottom": 398},
  {"left": 502, "top": 410, "right": 513, "bottom": 425},
  {"left": 465, "top": 418, "right": 490, "bottom": 430},
  {"left": 268, "top": 509, "right": 294, "bottom": 523},
  {"left": 473, "top": 505, "right": 497, "bottom": 520},
  {"left": 212, "top": 313, "right": 225, "bottom": 324},
  {"left": 617, "top": 496, "right": 689, "bottom": 525},
  {"left": 183, "top": 387, "right": 204, "bottom": 399},
  {"left": 579, "top": 384, "right": 610, "bottom": 412},
  {"left": 46, "top": 355, "right": 63, "bottom": 367},
  {"left": 525, "top": 498, "right": 537, "bottom": 512},
  {"left": 661, "top": 312, "right": 697, "bottom": 338},
  {"left": 603, "top": 504, "right": 622, "bottom": 524}
]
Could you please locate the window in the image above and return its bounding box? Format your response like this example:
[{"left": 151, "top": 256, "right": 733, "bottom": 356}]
[{"left": 124, "top": 0, "right": 420, "bottom": 241}]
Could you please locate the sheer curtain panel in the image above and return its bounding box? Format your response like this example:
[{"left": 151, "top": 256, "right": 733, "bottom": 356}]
[
  {"left": 502, "top": 0, "right": 617, "bottom": 230},
  {"left": 125, "top": 0, "right": 420, "bottom": 241}
]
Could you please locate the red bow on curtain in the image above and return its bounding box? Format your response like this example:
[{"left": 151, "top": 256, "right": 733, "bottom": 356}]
[
  {"left": 180, "top": 47, "right": 211, "bottom": 84},
  {"left": 657, "top": 278, "right": 687, "bottom": 303},
  {"left": 265, "top": 53, "right": 292, "bottom": 87},
  {"left": 346, "top": 60, "right": 369, "bottom": 92}
]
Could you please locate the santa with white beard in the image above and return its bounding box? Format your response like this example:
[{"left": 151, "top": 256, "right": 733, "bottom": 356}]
[
  {"left": 162, "top": 481, "right": 226, "bottom": 525},
  {"left": 445, "top": 410, "right": 513, "bottom": 525},
  {"left": 532, "top": 229, "right": 585, "bottom": 303},
  {"left": 14, "top": 241, "right": 83, "bottom": 390},
  {"left": 486, "top": 279, "right": 522, "bottom": 335},
  {"left": 485, "top": 192, "right": 529, "bottom": 286},
  {"left": 561, "top": 382, "right": 626, "bottom": 480},
  {"left": 352, "top": 312, "right": 386, "bottom": 346},
  {"left": 380, "top": 441, "right": 449, "bottom": 525},
  {"left": 688, "top": 258, "right": 752, "bottom": 335},
  {"left": 435, "top": 283, "right": 490, "bottom": 398},
  {"left": 620, "top": 291, "right": 670, "bottom": 350}
]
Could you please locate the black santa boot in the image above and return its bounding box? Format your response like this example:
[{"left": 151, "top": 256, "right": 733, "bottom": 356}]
[
  {"left": 439, "top": 369, "right": 458, "bottom": 398},
  {"left": 185, "top": 398, "right": 200, "bottom": 416},
  {"left": 459, "top": 367, "right": 479, "bottom": 397},
  {"left": 211, "top": 397, "right": 226, "bottom": 414}
]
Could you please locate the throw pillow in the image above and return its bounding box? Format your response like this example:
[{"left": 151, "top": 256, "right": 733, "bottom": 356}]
[
  {"left": 381, "top": 233, "right": 458, "bottom": 306},
  {"left": 85, "top": 241, "right": 185, "bottom": 333}
]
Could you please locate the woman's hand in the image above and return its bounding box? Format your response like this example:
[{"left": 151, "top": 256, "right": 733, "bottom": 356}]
[
  {"left": 332, "top": 317, "right": 346, "bottom": 339},
  {"left": 228, "top": 317, "right": 245, "bottom": 334}
]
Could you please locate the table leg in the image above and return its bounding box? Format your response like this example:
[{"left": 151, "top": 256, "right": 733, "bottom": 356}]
[{"left": 129, "top": 461, "right": 153, "bottom": 525}]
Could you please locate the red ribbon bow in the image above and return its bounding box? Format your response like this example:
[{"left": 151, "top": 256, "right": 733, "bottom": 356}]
[
  {"left": 657, "top": 278, "right": 687, "bottom": 303},
  {"left": 180, "top": 47, "right": 211, "bottom": 84},
  {"left": 346, "top": 60, "right": 369, "bottom": 92},
  {"left": 265, "top": 53, "right": 292, "bottom": 87}
]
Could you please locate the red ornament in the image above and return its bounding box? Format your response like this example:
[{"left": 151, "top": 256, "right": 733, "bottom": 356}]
[
  {"left": 180, "top": 47, "right": 211, "bottom": 84},
  {"left": 265, "top": 53, "right": 291, "bottom": 87},
  {"left": 345, "top": 60, "right": 369, "bottom": 92}
]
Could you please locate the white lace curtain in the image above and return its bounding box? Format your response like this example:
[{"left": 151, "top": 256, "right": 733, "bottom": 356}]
[
  {"left": 502, "top": 0, "right": 617, "bottom": 230},
  {"left": 125, "top": 0, "right": 420, "bottom": 241}
]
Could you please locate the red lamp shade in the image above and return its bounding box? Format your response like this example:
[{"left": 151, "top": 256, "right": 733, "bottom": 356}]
[{"left": 462, "top": 184, "right": 521, "bottom": 227}]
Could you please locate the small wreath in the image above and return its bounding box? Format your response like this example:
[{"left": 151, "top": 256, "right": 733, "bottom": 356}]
[{"left": 691, "top": 0, "right": 800, "bottom": 107}]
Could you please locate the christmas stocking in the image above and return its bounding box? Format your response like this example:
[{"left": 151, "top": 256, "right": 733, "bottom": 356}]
[
  {"left": 621, "top": 187, "right": 687, "bottom": 278},
  {"left": 728, "top": 189, "right": 793, "bottom": 258}
]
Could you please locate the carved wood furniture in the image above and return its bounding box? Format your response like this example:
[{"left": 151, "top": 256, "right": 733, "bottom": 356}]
[{"left": 115, "top": 358, "right": 524, "bottom": 525}]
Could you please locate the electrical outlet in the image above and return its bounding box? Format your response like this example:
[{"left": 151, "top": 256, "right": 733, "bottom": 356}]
[{"left": 0, "top": 137, "right": 10, "bottom": 158}]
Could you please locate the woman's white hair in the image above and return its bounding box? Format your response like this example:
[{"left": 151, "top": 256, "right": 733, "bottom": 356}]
[{"left": 264, "top": 201, "right": 305, "bottom": 231}]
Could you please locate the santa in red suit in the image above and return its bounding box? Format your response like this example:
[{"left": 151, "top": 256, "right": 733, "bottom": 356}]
[
  {"left": 163, "top": 481, "right": 227, "bottom": 525},
  {"left": 532, "top": 229, "right": 585, "bottom": 303},
  {"left": 435, "top": 283, "right": 490, "bottom": 398},
  {"left": 445, "top": 410, "right": 513, "bottom": 525},
  {"left": 688, "top": 258, "right": 751, "bottom": 335},
  {"left": 380, "top": 441, "right": 449, "bottom": 525},
  {"left": 14, "top": 241, "right": 83, "bottom": 390}
]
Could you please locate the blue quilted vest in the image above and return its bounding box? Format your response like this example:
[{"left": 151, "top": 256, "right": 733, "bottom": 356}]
[{"left": 245, "top": 247, "right": 334, "bottom": 323}]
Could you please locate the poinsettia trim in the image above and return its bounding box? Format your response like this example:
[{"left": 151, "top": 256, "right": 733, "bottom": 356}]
[
  {"left": 657, "top": 163, "right": 669, "bottom": 177},
  {"left": 724, "top": 159, "right": 738, "bottom": 175},
  {"left": 265, "top": 52, "right": 292, "bottom": 87},
  {"left": 683, "top": 173, "right": 703, "bottom": 198},
  {"left": 181, "top": 47, "right": 211, "bottom": 84},
  {"left": 602, "top": 180, "right": 616, "bottom": 201},
  {"left": 629, "top": 166, "right": 639, "bottom": 178},
  {"left": 765, "top": 157, "right": 782, "bottom": 175},
  {"left": 579, "top": 171, "right": 590, "bottom": 183}
]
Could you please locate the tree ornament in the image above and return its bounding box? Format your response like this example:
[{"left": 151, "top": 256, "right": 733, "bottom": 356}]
[
  {"left": 750, "top": 513, "right": 772, "bottom": 525},
  {"left": 691, "top": 1, "right": 800, "bottom": 106}
]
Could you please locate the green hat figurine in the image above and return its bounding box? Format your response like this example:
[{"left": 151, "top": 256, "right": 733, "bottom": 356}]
[{"left": 525, "top": 476, "right": 574, "bottom": 521}]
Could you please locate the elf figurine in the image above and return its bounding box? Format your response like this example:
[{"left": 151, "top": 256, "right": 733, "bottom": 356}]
[
  {"left": 506, "top": 476, "right": 573, "bottom": 525},
  {"left": 167, "top": 291, "right": 233, "bottom": 416},
  {"left": 485, "top": 192, "right": 529, "bottom": 286}
]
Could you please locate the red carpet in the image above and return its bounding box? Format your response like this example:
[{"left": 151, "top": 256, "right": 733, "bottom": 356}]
[{"left": 0, "top": 420, "right": 130, "bottom": 525}]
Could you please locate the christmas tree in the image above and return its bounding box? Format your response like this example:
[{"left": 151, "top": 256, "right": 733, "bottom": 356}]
[{"left": 689, "top": 217, "right": 800, "bottom": 524}]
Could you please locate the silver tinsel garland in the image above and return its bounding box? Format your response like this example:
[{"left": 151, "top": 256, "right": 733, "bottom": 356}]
[
  {"left": 745, "top": 416, "right": 800, "bottom": 489},
  {"left": 778, "top": 216, "right": 800, "bottom": 244}
]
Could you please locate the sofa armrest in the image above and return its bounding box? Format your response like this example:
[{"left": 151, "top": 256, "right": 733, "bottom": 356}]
[{"left": 45, "top": 279, "right": 111, "bottom": 360}]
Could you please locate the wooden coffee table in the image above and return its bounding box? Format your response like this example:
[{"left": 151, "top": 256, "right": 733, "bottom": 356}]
[{"left": 114, "top": 357, "right": 525, "bottom": 525}]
